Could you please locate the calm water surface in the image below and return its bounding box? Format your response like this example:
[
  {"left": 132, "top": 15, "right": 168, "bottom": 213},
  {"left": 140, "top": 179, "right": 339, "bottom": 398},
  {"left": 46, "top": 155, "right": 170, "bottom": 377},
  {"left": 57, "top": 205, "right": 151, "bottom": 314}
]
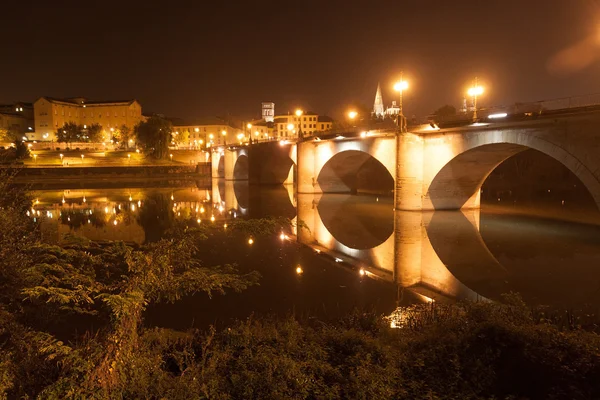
[{"left": 26, "top": 179, "right": 600, "bottom": 329}]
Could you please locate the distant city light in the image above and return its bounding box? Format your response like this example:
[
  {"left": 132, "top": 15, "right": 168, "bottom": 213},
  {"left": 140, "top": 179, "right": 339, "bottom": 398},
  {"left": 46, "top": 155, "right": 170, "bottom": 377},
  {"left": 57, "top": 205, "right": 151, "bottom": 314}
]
[
  {"left": 248, "top": 238, "right": 254, "bottom": 245},
  {"left": 296, "top": 266, "right": 303, "bottom": 275},
  {"left": 348, "top": 111, "right": 358, "bottom": 120}
]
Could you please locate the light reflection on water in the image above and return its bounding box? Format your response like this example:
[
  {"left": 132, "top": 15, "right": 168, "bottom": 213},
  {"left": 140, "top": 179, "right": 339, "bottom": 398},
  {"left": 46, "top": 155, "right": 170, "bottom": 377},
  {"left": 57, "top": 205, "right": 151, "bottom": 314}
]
[{"left": 25, "top": 179, "right": 600, "bottom": 328}]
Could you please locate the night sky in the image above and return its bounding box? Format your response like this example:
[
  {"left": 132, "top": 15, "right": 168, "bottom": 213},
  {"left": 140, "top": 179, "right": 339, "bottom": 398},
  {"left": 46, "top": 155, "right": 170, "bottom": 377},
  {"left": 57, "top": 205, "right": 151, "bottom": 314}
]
[{"left": 2, "top": 0, "right": 600, "bottom": 121}]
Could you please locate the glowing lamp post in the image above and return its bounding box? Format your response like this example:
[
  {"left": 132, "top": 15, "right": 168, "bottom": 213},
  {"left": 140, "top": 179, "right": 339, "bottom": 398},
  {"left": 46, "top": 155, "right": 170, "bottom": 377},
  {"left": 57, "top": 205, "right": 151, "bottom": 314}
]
[
  {"left": 169, "top": 153, "right": 173, "bottom": 162},
  {"left": 221, "top": 130, "right": 227, "bottom": 146},
  {"left": 393, "top": 75, "right": 409, "bottom": 131},
  {"left": 81, "top": 154, "right": 84, "bottom": 165},
  {"left": 33, "top": 154, "right": 37, "bottom": 164},
  {"left": 127, "top": 153, "right": 131, "bottom": 165},
  {"left": 467, "top": 78, "right": 485, "bottom": 121},
  {"left": 246, "top": 123, "right": 252, "bottom": 143},
  {"left": 295, "top": 109, "right": 303, "bottom": 140},
  {"left": 59, "top": 153, "right": 63, "bottom": 165},
  {"left": 348, "top": 111, "right": 358, "bottom": 120}
]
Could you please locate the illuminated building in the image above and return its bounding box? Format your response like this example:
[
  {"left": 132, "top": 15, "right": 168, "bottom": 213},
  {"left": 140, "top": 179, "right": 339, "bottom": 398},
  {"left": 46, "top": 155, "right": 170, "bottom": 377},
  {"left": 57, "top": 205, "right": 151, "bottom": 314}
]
[
  {"left": 373, "top": 83, "right": 384, "bottom": 117},
  {"left": 171, "top": 116, "right": 240, "bottom": 148},
  {"left": 372, "top": 84, "right": 401, "bottom": 119},
  {"left": 273, "top": 112, "right": 333, "bottom": 140},
  {"left": 33, "top": 97, "right": 143, "bottom": 142},
  {"left": 262, "top": 102, "right": 275, "bottom": 122},
  {"left": 0, "top": 102, "right": 34, "bottom": 137}
]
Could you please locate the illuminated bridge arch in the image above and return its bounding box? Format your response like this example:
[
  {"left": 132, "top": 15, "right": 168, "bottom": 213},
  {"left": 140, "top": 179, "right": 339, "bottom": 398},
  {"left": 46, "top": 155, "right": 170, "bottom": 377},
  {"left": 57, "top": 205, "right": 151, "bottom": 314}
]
[
  {"left": 424, "top": 129, "right": 600, "bottom": 210},
  {"left": 298, "top": 136, "right": 396, "bottom": 194}
]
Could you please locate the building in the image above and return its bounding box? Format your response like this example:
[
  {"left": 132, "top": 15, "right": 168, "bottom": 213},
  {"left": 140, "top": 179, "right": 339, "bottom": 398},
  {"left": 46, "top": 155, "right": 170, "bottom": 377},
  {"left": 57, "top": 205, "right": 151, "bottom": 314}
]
[
  {"left": 0, "top": 112, "right": 29, "bottom": 139},
  {"left": 272, "top": 112, "right": 333, "bottom": 140},
  {"left": 171, "top": 117, "right": 242, "bottom": 148},
  {"left": 262, "top": 102, "right": 275, "bottom": 122},
  {"left": 247, "top": 120, "right": 274, "bottom": 141},
  {"left": 372, "top": 84, "right": 399, "bottom": 119},
  {"left": 0, "top": 102, "right": 34, "bottom": 138},
  {"left": 373, "top": 83, "right": 384, "bottom": 117},
  {"left": 33, "top": 97, "right": 143, "bottom": 142}
]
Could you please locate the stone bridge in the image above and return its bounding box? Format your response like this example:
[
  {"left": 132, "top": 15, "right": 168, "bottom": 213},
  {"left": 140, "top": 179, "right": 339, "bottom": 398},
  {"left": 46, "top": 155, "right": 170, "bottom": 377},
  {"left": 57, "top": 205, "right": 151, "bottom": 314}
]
[{"left": 213, "top": 108, "right": 600, "bottom": 211}]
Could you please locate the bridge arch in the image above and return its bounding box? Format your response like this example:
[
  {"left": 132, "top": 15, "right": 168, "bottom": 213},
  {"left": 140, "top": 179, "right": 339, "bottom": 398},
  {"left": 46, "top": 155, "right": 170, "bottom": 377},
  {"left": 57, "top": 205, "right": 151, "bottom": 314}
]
[
  {"left": 424, "top": 131, "right": 600, "bottom": 210},
  {"left": 249, "top": 142, "right": 297, "bottom": 186},
  {"left": 298, "top": 137, "right": 396, "bottom": 194},
  {"left": 233, "top": 154, "right": 249, "bottom": 180}
]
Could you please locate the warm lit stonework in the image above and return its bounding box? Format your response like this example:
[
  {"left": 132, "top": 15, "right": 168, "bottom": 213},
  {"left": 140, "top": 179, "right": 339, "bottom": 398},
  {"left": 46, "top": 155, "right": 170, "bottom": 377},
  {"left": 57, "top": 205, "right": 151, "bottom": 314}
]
[{"left": 33, "top": 97, "right": 143, "bottom": 142}]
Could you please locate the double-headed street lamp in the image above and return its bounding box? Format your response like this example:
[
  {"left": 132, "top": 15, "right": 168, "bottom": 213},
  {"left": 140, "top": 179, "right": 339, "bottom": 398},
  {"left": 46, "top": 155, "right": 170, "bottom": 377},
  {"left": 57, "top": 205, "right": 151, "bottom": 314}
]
[{"left": 467, "top": 78, "right": 485, "bottom": 121}]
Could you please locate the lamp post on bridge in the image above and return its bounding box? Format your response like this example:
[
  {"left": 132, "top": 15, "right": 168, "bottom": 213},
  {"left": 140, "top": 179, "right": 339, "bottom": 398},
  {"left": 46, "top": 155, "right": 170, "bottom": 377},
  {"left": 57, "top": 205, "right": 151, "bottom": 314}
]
[
  {"left": 468, "top": 77, "right": 484, "bottom": 122},
  {"left": 295, "top": 109, "right": 303, "bottom": 141},
  {"left": 393, "top": 72, "right": 409, "bottom": 132}
]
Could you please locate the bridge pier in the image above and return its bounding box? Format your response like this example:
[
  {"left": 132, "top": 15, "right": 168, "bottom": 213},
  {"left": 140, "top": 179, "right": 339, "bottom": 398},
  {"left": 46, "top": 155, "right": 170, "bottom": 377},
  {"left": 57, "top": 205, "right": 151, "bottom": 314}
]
[
  {"left": 297, "top": 141, "right": 322, "bottom": 194},
  {"left": 211, "top": 147, "right": 248, "bottom": 181},
  {"left": 395, "top": 133, "right": 424, "bottom": 211}
]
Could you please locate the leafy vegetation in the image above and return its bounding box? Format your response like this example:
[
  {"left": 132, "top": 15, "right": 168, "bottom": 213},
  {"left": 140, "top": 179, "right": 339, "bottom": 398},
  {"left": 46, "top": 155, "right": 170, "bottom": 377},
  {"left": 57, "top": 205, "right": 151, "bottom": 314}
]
[
  {"left": 1, "top": 173, "right": 600, "bottom": 398},
  {"left": 134, "top": 116, "right": 173, "bottom": 159},
  {"left": 55, "top": 122, "right": 103, "bottom": 144}
]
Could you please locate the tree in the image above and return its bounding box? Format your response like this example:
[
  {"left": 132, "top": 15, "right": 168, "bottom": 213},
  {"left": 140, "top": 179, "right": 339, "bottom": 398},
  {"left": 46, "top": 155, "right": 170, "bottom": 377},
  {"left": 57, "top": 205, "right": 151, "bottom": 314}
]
[
  {"left": 172, "top": 128, "right": 189, "bottom": 147},
  {"left": 86, "top": 123, "right": 102, "bottom": 143},
  {"left": 0, "top": 126, "right": 22, "bottom": 143},
  {"left": 134, "top": 116, "right": 172, "bottom": 159},
  {"left": 116, "top": 124, "right": 132, "bottom": 149},
  {"left": 56, "top": 122, "right": 82, "bottom": 146},
  {"left": 432, "top": 105, "right": 457, "bottom": 118}
]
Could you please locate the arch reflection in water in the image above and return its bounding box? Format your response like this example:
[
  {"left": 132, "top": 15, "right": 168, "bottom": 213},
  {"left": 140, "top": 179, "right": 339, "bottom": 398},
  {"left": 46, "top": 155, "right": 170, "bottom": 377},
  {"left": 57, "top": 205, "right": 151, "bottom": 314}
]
[{"left": 297, "top": 193, "right": 495, "bottom": 303}]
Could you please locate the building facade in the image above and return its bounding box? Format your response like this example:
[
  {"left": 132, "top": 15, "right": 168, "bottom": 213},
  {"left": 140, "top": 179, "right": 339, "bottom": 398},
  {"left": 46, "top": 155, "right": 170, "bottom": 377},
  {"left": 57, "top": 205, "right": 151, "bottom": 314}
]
[
  {"left": 273, "top": 112, "right": 333, "bottom": 140},
  {"left": 262, "top": 102, "right": 275, "bottom": 122},
  {"left": 33, "top": 97, "right": 143, "bottom": 142},
  {"left": 171, "top": 117, "right": 242, "bottom": 148},
  {"left": 372, "top": 84, "right": 400, "bottom": 118}
]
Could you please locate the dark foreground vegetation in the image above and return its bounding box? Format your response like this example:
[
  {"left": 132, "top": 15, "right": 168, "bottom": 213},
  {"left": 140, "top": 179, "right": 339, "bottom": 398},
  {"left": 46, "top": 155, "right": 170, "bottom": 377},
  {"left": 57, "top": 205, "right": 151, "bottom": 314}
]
[{"left": 1, "top": 174, "right": 599, "bottom": 399}]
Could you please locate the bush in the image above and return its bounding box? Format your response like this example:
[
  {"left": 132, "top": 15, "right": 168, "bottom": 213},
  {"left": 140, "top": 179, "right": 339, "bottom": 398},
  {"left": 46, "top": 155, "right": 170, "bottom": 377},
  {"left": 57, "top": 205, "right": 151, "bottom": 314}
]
[{"left": 55, "top": 147, "right": 61, "bottom": 151}]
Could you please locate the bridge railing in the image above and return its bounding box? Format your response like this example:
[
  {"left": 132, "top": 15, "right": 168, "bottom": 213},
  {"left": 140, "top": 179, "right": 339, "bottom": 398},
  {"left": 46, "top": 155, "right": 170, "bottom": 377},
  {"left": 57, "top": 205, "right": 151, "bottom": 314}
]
[{"left": 429, "top": 92, "right": 600, "bottom": 127}]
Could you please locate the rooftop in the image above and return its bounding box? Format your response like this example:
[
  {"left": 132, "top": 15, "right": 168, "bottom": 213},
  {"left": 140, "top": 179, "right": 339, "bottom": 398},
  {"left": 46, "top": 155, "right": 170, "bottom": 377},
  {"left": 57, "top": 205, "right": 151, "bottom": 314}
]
[{"left": 38, "top": 97, "right": 137, "bottom": 106}]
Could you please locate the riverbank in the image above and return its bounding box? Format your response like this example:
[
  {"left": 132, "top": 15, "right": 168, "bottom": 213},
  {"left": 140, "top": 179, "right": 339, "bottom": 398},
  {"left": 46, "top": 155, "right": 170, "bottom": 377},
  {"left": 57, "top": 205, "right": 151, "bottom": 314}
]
[{"left": 6, "top": 164, "right": 211, "bottom": 184}]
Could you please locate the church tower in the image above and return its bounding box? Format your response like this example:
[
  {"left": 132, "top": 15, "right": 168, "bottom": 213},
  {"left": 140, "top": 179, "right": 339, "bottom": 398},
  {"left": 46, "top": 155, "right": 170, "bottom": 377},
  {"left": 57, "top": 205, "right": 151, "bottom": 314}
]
[{"left": 373, "top": 83, "right": 384, "bottom": 117}]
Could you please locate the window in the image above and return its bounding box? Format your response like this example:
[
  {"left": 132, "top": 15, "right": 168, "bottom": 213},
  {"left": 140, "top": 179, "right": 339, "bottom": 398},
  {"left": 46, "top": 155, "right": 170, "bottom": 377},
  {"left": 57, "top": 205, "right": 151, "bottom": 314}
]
[{"left": 321, "top": 124, "right": 324, "bottom": 129}]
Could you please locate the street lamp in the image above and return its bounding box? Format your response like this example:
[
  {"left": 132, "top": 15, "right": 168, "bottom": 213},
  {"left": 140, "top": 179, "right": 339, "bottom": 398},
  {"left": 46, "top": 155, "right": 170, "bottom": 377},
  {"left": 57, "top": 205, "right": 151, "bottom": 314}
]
[
  {"left": 59, "top": 153, "right": 63, "bottom": 164},
  {"left": 33, "top": 154, "right": 37, "bottom": 164},
  {"left": 169, "top": 153, "right": 173, "bottom": 162},
  {"left": 467, "top": 78, "right": 485, "bottom": 121},
  {"left": 127, "top": 153, "right": 131, "bottom": 165},
  {"left": 348, "top": 111, "right": 358, "bottom": 120},
  {"left": 81, "top": 154, "right": 84, "bottom": 165},
  {"left": 246, "top": 123, "right": 252, "bottom": 144},
  {"left": 295, "top": 109, "right": 303, "bottom": 140},
  {"left": 221, "top": 130, "right": 227, "bottom": 146},
  {"left": 393, "top": 73, "right": 409, "bottom": 131}
]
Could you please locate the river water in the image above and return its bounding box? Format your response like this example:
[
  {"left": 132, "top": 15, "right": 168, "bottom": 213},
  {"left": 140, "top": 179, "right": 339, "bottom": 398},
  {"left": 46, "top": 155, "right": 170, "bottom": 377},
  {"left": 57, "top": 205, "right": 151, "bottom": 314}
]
[{"left": 26, "top": 178, "right": 600, "bottom": 330}]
